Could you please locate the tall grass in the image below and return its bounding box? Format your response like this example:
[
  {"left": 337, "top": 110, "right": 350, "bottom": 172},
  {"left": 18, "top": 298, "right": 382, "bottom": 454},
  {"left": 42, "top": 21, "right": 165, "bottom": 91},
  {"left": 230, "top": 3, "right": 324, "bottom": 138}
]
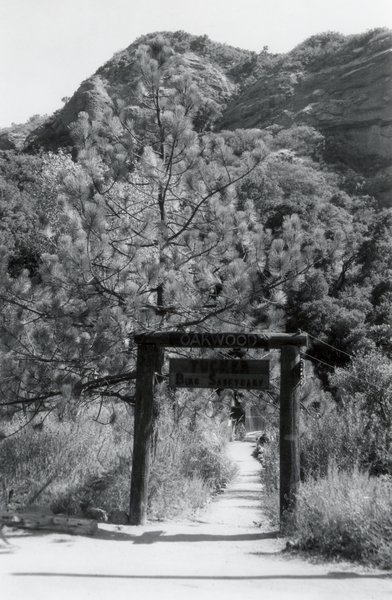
[
  {"left": 300, "top": 402, "right": 369, "bottom": 478},
  {"left": 0, "top": 406, "right": 132, "bottom": 516},
  {"left": 284, "top": 468, "right": 392, "bottom": 569},
  {"left": 258, "top": 401, "right": 392, "bottom": 569},
  {"left": 258, "top": 432, "right": 280, "bottom": 526},
  {"left": 148, "top": 393, "right": 236, "bottom": 520},
  {"left": 0, "top": 390, "right": 235, "bottom": 522}
]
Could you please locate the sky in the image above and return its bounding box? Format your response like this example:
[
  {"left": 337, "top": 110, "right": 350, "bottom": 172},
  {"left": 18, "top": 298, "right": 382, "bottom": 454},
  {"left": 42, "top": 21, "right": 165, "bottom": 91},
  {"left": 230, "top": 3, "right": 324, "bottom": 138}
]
[{"left": 0, "top": 0, "right": 391, "bottom": 127}]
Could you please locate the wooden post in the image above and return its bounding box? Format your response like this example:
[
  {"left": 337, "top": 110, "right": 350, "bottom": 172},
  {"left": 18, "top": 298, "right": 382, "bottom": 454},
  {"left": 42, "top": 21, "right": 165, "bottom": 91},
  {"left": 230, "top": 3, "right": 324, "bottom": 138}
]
[
  {"left": 129, "top": 343, "right": 160, "bottom": 525},
  {"left": 128, "top": 330, "right": 306, "bottom": 525},
  {"left": 279, "top": 344, "right": 301, "bottom": 520}
]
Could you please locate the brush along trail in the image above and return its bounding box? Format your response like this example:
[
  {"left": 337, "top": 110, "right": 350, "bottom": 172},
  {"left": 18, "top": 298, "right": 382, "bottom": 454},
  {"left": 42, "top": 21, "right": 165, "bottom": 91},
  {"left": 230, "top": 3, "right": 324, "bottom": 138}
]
[{"left": 0, "top": 441, "right": 390, "bottom": 600}]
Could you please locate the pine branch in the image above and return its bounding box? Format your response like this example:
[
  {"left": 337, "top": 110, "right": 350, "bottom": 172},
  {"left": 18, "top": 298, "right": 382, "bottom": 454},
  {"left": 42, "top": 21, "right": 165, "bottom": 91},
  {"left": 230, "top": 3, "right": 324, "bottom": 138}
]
[
  {"left": 0, "top": 371, "right": 137, "bottom": 409},
  {"left": 165, "top": 159, "right": 261, "bottom": 246},
  {"left": 0, "top": 294, "right": 46, "bottom": 318}
]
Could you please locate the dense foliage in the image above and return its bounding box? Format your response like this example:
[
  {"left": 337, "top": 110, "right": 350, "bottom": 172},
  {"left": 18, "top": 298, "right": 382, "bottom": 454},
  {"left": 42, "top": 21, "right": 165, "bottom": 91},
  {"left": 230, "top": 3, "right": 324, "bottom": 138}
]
[{"left": 0, "top": 33, "right": 391, "bottom": 533}]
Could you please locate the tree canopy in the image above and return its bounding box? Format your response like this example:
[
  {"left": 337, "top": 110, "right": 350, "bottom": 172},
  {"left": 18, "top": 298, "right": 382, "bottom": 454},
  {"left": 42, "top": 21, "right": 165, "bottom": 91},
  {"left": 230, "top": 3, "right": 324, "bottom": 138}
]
[{"left": 0, "top": 35, "right": 390, "bottom": 467}]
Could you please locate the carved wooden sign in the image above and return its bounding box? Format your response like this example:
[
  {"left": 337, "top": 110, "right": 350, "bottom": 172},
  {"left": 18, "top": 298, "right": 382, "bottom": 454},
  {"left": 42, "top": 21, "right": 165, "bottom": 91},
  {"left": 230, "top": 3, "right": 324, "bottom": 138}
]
[
  {"left": 134, "top": 331, "right": 308, "bottom": 349},
  {"left": 169, "top": 358, "right": 269, "bottom": 390}
]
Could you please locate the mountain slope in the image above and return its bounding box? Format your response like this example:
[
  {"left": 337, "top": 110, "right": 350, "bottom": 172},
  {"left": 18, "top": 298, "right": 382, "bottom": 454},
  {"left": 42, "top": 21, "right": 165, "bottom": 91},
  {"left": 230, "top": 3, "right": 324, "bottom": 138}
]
[
  {"left": 220, "top": 29, "right": 392, "bottom": 181},
  {"left": 25, "top": 31, "right": 255, "bottom": 151},
  {"left": 21, "top": 29, "right": 392, "bottom": 202}
]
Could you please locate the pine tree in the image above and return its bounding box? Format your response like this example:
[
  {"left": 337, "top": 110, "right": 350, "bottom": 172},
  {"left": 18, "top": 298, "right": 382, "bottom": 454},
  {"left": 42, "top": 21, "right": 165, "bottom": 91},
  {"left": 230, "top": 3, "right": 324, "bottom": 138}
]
[{"left": 0, "top": 36, "right": 267, "bottom": 419}]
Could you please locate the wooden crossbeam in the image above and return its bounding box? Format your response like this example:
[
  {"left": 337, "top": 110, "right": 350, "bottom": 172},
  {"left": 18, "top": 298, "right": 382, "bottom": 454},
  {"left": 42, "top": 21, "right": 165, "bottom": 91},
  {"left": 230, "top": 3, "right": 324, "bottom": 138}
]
[{"left": 134, "top": 331, "right": 308, "bottom": 349}]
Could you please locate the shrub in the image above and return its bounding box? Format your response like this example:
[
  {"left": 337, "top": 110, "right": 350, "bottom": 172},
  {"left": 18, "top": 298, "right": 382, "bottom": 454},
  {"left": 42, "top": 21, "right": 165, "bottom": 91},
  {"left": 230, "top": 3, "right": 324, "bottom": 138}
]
[
  {"left": 0, "top": 406, "right": 132, "bottom": 516},
  {"left": 148, "top": 391, "right": 236, "bottom": 519},
  {"left": 258, "top": 408, "right": 392, "bottom": 568},
  {"left": 284, "top": 467, "right": 392, "bottom": 569},
  {"left": 290, "top": 32, "right": 347, "bottom": 69},
  {"left": 258, "top": 392, "right": 392, "bottom": 568},
  {"left": 0, "top": 389, "right": 235, "bottom": 522},
  {"left": 330, "top": 351, "right": 392, "bottom": 476},
  {"left": 300, "top": 401, "right": 367, "bottom": 478}
]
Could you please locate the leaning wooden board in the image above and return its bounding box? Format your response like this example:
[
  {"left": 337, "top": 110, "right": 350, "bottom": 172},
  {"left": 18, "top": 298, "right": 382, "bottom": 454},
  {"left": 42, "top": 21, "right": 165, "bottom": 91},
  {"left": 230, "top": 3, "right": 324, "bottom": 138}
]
[{"left": 0, "top": 511, "right": 98, "bottom": 535}]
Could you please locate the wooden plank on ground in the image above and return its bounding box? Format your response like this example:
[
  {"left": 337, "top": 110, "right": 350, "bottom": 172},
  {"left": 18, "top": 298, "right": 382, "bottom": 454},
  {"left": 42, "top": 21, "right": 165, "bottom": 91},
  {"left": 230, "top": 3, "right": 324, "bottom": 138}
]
[{"left": 0, "top": 511, "right": 98, "bottom": 535}]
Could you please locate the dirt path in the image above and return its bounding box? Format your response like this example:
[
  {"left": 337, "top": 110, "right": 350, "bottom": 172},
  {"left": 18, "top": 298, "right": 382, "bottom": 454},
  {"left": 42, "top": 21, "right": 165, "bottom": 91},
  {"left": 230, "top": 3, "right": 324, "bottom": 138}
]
[{"left": 1, "top": 441, "right": 391, "bottom": 600}]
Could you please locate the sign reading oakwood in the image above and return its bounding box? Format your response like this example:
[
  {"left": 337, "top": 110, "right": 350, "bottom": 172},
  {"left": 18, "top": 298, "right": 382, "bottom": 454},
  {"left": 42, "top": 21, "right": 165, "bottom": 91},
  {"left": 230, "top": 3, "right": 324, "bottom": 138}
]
[
  {"left": 169, "top": 358, "right": 269, "bottom": 390},
  {"left": 134, "top": 331, "right": 308, "bottom": 349},
  {"left": 178, "top": 333, "right": 262, "bottom": 347}
]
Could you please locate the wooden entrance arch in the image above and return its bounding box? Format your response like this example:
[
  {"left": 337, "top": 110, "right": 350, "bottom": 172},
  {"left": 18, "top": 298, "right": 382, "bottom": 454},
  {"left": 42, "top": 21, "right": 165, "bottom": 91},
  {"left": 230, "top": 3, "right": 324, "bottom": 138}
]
[{"left": 129, "top": 331, "right": 308, "bottom": 526}]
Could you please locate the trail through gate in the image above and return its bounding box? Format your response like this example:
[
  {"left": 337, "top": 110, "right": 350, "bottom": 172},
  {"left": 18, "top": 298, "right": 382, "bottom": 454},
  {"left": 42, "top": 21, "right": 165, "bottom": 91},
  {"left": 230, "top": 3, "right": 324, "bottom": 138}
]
[{"left": 129, "top": 331, "right": 308, "bottom": 526}]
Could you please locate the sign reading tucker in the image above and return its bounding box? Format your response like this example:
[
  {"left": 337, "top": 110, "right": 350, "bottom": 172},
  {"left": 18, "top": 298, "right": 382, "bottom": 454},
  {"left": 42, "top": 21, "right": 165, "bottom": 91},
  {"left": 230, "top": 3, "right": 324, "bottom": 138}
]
[{"left": 169, "top": 358, "right": 269, "bottom": 390}]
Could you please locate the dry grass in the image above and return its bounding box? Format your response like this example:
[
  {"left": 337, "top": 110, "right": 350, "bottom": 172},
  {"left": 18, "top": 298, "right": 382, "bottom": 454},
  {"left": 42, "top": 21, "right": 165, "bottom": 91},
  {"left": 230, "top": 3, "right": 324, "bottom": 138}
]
[
  {"left": 0, "top": 395, "right": 235, "bottom": 523},
  {"left": 284, "top": 467, "right": 392, "bottom": 569},
  {"left": 148, "top": 399, "right": 236, "bottom": 520},
  {"left": 257, "top": 422, "right": 392, "bottom": 569},
  {"left": 0, "top": 407, "right": 132, "bottom": 516}
]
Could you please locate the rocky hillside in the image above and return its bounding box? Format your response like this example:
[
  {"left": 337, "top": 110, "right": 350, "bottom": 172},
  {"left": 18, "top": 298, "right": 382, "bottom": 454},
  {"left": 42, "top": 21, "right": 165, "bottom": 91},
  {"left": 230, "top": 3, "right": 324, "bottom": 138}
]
[
  {"left": 0, "top": 114, "right": 48, "bottom": 150},
  {"left": 5, "top": 28, "right": 391, "bottom": 201},
  {"left": 220, "top": 29, "right": 392, "bottom": 199},
  {"left": 23, "top": 31, "right": 255, "bottom": 151}
]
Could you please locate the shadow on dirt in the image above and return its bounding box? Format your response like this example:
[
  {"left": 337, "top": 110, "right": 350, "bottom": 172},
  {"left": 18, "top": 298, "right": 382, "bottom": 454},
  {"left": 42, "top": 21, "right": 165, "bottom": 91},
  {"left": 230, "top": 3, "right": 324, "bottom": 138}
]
[
  {"left": 12, "top": 572, "right": 392, "bottom": 580},
  {"left": 1, "top": 528, "right": 280, "bottom": 545},
  {"left": 94, "top": 529, "right": 280, "bottom": 544}
]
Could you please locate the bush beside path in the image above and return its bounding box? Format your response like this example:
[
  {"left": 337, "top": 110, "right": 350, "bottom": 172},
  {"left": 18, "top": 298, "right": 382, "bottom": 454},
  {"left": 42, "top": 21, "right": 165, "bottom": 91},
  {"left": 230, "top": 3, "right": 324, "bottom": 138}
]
[{"left": 1, "top": 441, "right": 391, "bottom": 600}]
